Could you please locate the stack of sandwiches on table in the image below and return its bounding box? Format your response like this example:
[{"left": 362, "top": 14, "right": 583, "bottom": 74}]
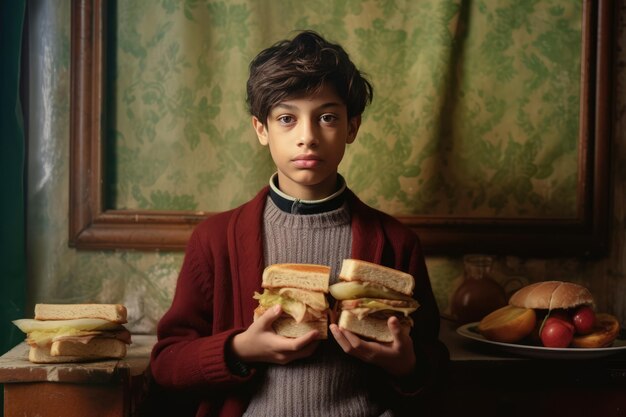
[
  {"left": 13, "top": 303, "right": 131, "bottom": 363},
  {"left": 253, "top": 259, "right": 419, "bottom": 343}
]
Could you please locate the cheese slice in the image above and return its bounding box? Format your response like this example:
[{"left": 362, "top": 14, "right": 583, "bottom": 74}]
[
  {"left": 340, "top": 299, "right": 418, "bottom": 319},
  {"left": 329, "top": 281, "right": 416, "bottom": 302},
  {"left": 13, "top": 318, "right": 124, "bottom": 347}
]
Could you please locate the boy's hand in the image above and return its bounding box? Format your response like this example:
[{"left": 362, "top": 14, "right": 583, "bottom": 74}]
[
  {"left": 231, "top": 305, "right": 320, "bottom": 365},
  {"left": 330, "top": 316, "right": 416, "bottom": 377}
]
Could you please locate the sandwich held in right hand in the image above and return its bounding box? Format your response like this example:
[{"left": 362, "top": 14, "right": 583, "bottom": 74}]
[
  {"left": 478, "top": 281, "right": 620, "bottom": 348},
  {"left": 330, "top": 259, "right": 419, "bottom": 343},
  {"left": 253, "top": 263, "right": 331, "bottom": 339},
  {"left": 13, "top": 303, "right": 131, "bottom": 363}
]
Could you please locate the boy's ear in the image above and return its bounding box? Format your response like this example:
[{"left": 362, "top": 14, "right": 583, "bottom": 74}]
[
  {"left": 347, "top": 115, "right": 362, "bottom": 144},
  {"left": 252, "top": 116, "right": 269, "bottom": 146}
]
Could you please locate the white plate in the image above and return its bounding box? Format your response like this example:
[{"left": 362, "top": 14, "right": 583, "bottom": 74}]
[{"left": 457, "top": 322, "right": 626, "bottom": 360}]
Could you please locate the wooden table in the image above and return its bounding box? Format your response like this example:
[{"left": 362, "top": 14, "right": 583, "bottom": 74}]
[
  {"left": 3, "top": 325, "right": 626, "bottom": 417},
  {"left": 440, "top": 318, "right": 626, "bottom": 417},
  {"left": 0, "top": 334, "right": 156, "bottom": 417}
]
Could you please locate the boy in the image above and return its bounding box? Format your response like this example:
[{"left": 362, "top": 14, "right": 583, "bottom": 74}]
[{"left": 150, "top": 31, "right": 448, "bottom": 417}]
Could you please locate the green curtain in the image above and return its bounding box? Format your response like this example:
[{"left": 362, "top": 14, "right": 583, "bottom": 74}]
[
  {"left": 0, "top": 0, "right": 26, "bottom": 359},
  {"left": 107, "top": 1, "right": 582, "bottom": 220}
]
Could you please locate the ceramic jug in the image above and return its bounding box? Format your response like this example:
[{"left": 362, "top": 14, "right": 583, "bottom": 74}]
[{"left": 450, "top": 255, "right": 510, "bottom": 324}]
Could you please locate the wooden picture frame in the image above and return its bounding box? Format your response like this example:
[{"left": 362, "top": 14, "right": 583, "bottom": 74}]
[{"left": 69, "top": 0, "right": 613, "bottom": 256}]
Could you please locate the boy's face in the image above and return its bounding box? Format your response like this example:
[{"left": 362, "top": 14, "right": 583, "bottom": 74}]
[{"left": 252, "top": 83, "right": 360, "bottom": 200}]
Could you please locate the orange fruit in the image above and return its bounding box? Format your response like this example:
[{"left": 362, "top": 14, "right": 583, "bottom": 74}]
[{"left": 478, "top": 305, "right": 536, "bottom": 343}]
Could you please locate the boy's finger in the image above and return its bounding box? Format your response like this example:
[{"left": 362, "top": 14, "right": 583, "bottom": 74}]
[
  {"left": 332, "top": 323, "right": 366, "bottom": 350},
  {"left": 257, "top": 305, "right": 282, "bottom": 327},
  {"left": 330, "top": 324, "right": 351, "bottom": 352},
  {"left": 387, "top": 316, "right": 409, "bottom": 344},
  {"left": 340, "top": 326, "right": 365, "bottom": 347},
  {"left": 387, "top": 316, "right": 401, "bottom": 339}
]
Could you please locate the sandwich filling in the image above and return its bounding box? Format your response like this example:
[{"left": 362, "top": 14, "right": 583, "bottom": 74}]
[
  {"left": 254, "top": 288, "right": 328, "bottom": 323},
  {"left": 329, "top": 281, "right": 415, "bottom": 302},
  {"left": 13, "top": 318, "right": 129, "bottom": 347},
  {"left": 339, "top": 298, "right": 418, "bottom": 320}
]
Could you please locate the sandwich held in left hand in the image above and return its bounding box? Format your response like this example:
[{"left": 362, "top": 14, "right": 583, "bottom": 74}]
[
  {"left": 330, "top": 259, "right": 419, "bottom": 343},
  {"left": 13, "top": 304, "right": 131, "bottom": 363},
  {"left": 254, "top": 263, "right": 331, "bottom": 339}
]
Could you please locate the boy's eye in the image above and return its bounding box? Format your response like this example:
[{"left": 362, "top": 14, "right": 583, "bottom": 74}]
[
  {"left": 320, "top": 114, "right": 338, "bottom": 123},
  {"left": 277, "top": 115, "right": 294, "bottom": 124}
]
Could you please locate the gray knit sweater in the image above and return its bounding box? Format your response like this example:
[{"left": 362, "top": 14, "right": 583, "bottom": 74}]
[{"left": 243, "top": 198, "right": 393, "bottom": 417}]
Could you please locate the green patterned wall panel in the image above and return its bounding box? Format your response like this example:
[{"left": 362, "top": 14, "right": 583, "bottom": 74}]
[{"left": 106, "top": 0, "right": 581, "bottom": 218}]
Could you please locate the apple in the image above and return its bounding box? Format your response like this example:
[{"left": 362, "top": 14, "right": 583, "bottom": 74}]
[
  {"left": 540, "top": 317, "right": 574, "bottom": 348},
  {"left": 572, "top": 305, "right": 596, "bottom": 335}
]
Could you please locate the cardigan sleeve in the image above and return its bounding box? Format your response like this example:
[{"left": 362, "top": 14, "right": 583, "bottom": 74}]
[
  {"left": 377, "top": 214, "right": 449, "bottom": 409},
  {"left": 150, "top": 223, "right": 255, "bottom": 390},
  {"left": 389, "top": 239, "right": 449, "bottom": 397}
]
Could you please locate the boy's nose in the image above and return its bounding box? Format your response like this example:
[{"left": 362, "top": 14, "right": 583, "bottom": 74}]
[{"left": 297, "top": 121, "right": 319, "bottom": 147}]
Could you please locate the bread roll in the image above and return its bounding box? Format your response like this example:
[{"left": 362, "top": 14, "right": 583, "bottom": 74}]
[{"left": 508, "top": 281, "right": 594, "bottom": 310}]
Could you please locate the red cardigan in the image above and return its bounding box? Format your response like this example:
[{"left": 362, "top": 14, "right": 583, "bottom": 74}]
[{"left": 149, "top": 187, "right": 448, "bottom": 417}]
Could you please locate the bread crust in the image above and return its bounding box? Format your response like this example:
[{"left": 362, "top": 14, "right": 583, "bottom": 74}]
[
  {"left": 271, "top": 316, "right": 328, "bottom": 339},
  {"left": 253, "top": 307, "right": 328, "bottom": 339},
  {"left": 337, "top": 310, "right": 411, "bottom": 343},
  {"left": 339, "top": 259, "right": 414, "bottom": 295},
  {"left": 51, "top": 337, "right": 128, "bottom": 358},
  {"left": 34, "top": 304, "right": 128, "bottom": 324},
  {"left": 29, "top": 346, "right": 86, "bottom": 363},
  {"left": 508, "top": 281, "right": 594, "bottom": 310},
  {"left": 262, "top": 263, "right": 330, "bottom": 292},
  {"left": 29, "top": 338, "right": 128, "bottom": 363}
]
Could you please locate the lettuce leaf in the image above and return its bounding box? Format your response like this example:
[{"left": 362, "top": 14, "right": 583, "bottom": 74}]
[{"left": 254, "top": 291, "right": 307, "bottom": 323}]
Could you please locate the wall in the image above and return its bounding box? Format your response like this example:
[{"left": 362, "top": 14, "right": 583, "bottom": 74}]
[{"left": 24, "top": 0, "right": 626, "bottom": 334}]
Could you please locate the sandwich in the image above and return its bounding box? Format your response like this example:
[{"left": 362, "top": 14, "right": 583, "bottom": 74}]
[
  {"left": 13, "top": 304, "right": 131, "bottom": 363},
  {"left": 330, "top": 259, "right": 419, "bottom": 343},
  {"left": 478, "top": 281, "right": 620, "bottom": 348},
  {"left": 253, "top": 263, "right": 331, "bottom": 339}
]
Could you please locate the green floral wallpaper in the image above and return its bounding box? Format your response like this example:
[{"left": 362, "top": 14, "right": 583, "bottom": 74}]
[
  {"left": 27, "top": 0, "right": 626, "bottom": 337},
  {"left": 107, "top": 0, "right": 581, "bottom": 218}
]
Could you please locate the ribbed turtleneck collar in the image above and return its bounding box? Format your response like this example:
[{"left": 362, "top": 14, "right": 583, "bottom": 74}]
[{"left": 268, "top": 173, "right": 347, "bottom": 215}]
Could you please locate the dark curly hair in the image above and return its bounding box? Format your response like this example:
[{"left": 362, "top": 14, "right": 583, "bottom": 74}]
[{"left": 246, "top": 31, "right": 373, "bottom": 125}]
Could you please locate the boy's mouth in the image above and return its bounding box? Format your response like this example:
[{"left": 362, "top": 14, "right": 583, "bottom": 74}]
[{"left": 292, "top": 155, "right": 322, "bottom": 168}]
